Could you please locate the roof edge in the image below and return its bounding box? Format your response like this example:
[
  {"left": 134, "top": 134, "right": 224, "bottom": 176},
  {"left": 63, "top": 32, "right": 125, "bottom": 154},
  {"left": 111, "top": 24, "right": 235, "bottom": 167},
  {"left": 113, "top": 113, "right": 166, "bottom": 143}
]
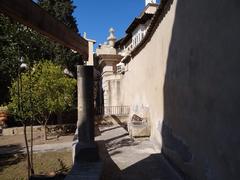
[{"left": 130, "top": 0, "right": 174, "bottom": 58}]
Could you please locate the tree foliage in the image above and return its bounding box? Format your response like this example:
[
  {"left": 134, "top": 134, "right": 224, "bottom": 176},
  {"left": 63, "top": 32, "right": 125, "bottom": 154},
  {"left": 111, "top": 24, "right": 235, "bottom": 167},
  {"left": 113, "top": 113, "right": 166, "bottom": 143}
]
[
  {"left": 0, "top": 0, "right": 81, "bottom": 104},
  {"left": 0, "top": 14, "right": 52, "bottom": 104},
  {"left": 8, "top": 61, "right": 76, "bottom": 127},
  {"left": 37, "top": 0, "right": 82, "bottom": 72},
  {"left": 38, "top": 0, "right": 78, "bottom": 33}
]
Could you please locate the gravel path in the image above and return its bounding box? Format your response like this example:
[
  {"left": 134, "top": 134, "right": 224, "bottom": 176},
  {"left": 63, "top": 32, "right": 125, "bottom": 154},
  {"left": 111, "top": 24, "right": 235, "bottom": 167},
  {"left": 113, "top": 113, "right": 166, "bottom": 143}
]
[
  {"left": 0, "top": 141, "right": 72, "bottom": 155},
  {"left": 0, "top": 134, "right": 73, "bottom": 155}
]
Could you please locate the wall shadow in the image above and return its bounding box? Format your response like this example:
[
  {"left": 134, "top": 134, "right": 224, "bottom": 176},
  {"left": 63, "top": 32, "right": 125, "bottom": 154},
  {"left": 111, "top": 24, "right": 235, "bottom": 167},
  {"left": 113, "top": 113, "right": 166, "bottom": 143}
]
[
  {"left": 97, "top": 124, "right": 139, "bottom": 153},
  {"left": 30, "top": 173, "right": 67, "bottom": 180},
  {"left": 97, "top": 140, "right": 121, "bottom": 180},
  {"left": 98, "top": 143, "right": 182, "bottom": 180},
  {"left": 121, "top": 153, "right": 182, "bottom": 180},
  {"left": 98, "top": 139, "right": 175, "bottom": 180},
  {"left": 162, "top": 0, "right": 240, "bottom": 180}
]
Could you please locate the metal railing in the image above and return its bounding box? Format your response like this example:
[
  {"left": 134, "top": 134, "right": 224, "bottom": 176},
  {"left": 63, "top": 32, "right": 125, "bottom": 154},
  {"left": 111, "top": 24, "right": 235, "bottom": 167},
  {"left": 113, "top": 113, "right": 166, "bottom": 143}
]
[{"left": 96, "top": 106, "right": 130, "bottom": 116}]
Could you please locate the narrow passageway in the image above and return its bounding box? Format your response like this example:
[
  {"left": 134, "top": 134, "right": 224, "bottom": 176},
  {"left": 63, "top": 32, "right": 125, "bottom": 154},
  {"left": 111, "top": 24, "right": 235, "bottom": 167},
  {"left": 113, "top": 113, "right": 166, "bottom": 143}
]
[{"left": 96, "top": 118, "right": 182, "bottom": 180}]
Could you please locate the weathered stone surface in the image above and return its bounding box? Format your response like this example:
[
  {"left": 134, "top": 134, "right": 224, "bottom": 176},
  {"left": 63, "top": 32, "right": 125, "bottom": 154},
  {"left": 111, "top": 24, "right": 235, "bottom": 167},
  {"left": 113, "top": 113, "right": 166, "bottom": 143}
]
[
  {"left": 76, "top": 66, "right": 95, "bottom": 144},
  {"left": 129, "top": 124, "right": 150, "bottom": 138},
  {"left": 64, "top": 161, "right": 103, "bottom": 180},
  {"left": 74, "top": 143, "right": 99, "bottom": 163},
  {"left": 68, "top": 65, "right": 101, "bottom": 179}
]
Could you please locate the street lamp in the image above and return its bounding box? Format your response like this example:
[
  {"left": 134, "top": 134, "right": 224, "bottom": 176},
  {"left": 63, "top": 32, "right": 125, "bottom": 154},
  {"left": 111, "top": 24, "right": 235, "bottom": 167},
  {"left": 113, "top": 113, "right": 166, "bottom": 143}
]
[
  {"left": 17, "top": 57, "right": 28, "bottom": 118},
  {"left": 17, "top": 56, "right": 34, "bottom": 178}
]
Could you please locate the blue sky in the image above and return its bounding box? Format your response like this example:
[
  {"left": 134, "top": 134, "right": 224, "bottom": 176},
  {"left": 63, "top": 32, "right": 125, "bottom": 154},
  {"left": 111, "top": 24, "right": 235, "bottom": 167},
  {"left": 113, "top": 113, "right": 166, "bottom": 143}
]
[{"left": 72, "top": 0, "right": 160, "bottom": 49}]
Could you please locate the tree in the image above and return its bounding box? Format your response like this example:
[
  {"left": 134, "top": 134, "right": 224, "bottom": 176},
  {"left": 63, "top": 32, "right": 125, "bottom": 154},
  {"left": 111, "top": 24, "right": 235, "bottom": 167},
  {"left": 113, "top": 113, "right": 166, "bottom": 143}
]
[
  {"left": 0, "top": 0, "right": 81, "bottom": 104},
  {"left": 0, "top": 14, "right": 21, "bottom": 104},
  {"left": 38, "top": 0, "right": 78, "bottom": 33},
  {"left": 0, "top": 14, "right": 55, "bottom": 104},
  {"left": 8, "top": 61, "right": 76, "bottom": 140},
  {"left": 1, "top": 1, "right": 80, "bottom": 177},
  {"left": 37, "top": 0, "right": 82, "bottom": 73}
]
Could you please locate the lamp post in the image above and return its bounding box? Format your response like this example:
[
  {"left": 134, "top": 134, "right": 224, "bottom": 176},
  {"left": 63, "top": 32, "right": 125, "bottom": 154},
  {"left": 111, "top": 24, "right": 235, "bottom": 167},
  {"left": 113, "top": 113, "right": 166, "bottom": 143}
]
[{"left": 17, "top": 56, "right": 33, "bottom": 178}]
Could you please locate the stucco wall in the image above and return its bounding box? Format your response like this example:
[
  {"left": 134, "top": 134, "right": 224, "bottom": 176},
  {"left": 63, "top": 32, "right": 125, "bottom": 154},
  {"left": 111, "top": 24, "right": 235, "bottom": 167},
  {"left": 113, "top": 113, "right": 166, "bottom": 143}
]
[
  {"left": 119, "top": 0, "right": 177, "bottom": 150},
  {"left": 119, "top": 0, "right": 240, "bottom": 179},
  {"left": 162, "top": 0, "right": 240, "bottom": 179}
]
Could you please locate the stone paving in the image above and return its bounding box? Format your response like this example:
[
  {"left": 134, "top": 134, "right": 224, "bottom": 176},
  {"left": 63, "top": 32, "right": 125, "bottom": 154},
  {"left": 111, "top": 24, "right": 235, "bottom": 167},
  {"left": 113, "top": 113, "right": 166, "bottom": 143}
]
[
  {"left": 96, "top": 123, "right": 183, "bottom": 180},
  {"left": 0, "top": 130, "right": 74, "bottom": 155},
  {"left": 0, "top": 142, "right": 72, "bottom": 157}
]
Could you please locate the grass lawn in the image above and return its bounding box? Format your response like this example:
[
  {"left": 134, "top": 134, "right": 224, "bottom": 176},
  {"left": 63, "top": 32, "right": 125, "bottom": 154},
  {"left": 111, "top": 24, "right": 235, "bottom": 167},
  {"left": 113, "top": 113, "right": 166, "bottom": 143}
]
[{"left": 0, "top": 150, "right": 72, "bottom": 180}]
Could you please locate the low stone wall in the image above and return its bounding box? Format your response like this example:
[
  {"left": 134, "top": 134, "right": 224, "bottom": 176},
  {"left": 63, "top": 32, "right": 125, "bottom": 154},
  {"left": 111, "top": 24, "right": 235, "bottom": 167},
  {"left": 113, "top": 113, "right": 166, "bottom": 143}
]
[
  {"left": 2, "top": 124, "right": 76, "bottom": 136},
  {"left": 2, "top": 125, "right": 42, "bottom": 136}
]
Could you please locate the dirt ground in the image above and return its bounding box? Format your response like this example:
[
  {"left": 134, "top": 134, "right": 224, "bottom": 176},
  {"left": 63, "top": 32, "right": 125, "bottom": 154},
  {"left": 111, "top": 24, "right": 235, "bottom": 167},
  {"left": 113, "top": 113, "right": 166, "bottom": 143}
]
[
  {"left": 0, "top": 131, "right": 74, "bottom": 147},
  {"left": 0, "top": 150, "right": 72, "bottom": 180}
]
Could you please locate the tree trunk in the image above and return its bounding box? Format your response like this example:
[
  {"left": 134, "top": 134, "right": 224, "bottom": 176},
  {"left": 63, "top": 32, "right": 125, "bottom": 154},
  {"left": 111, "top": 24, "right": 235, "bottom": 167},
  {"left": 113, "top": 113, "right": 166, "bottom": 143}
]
[
  {"left": 42, "top": 116, "right": 49, "bottom": 141},
  {"left": 43, "top": 124, "right": 47, "bottom": 141},
  {"left": 30, "top": 120, "right": 34, "bottom": 175}
]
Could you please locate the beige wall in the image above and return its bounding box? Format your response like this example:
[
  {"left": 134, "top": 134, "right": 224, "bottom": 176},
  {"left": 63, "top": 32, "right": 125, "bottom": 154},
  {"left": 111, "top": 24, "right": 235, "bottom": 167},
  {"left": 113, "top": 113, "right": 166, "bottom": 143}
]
[
  {"left": 102, "top": 0, "right": 240, "bottom": 179},
  {"left": 119, "top": 0, "right": 177, "bottom": 151},
  {"left": 162, "top": 0, "right": 240, "bottom": 179},
  {"left": 98, "top": 0, "right": 240, "bottom": 178}
]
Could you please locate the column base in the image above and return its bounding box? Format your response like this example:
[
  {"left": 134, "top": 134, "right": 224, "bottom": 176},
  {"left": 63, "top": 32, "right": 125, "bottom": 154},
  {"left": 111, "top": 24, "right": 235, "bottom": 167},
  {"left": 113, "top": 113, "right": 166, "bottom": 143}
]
[{"left": 74, "top": 142, "right": 99, "bottom": 163}]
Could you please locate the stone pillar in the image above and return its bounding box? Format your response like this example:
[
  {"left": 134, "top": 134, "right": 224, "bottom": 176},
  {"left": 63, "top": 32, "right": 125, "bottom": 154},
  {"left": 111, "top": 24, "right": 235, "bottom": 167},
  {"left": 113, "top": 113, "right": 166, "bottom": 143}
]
[
  {"left": 86, "top": 40, "right": 95, "bottom": 66},
  {"left": 74, "top": 65, "right": 99, "bottom": 163}
]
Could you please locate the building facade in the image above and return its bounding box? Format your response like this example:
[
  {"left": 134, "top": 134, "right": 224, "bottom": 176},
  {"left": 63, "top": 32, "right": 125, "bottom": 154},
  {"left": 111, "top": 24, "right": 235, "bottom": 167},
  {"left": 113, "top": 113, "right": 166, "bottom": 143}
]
[
  {"left": 96, "top": 0, "right": 160, "bottom": 142},
  {"left": 95, "top": 0, "right": 240, "bottom": 179}
]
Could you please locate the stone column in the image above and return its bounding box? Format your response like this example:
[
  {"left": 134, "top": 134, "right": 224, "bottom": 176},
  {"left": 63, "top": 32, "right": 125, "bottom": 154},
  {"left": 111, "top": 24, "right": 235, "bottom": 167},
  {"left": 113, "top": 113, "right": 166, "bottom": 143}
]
[{"left": 74, "top": 65, "right": 99, "bottom": 163}]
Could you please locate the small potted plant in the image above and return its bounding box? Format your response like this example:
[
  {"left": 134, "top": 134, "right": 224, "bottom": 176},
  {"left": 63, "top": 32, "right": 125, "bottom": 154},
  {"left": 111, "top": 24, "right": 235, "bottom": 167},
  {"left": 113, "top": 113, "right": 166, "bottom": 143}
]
[{"left": 0, "top": 106, "right": 8, "bottom": 127}]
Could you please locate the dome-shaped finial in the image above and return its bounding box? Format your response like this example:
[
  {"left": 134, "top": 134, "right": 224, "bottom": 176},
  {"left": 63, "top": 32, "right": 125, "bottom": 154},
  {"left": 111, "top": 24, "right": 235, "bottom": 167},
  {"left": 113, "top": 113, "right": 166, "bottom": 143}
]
[{"left": 107, "top": 27, "right": 116, "bottom": 47}]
